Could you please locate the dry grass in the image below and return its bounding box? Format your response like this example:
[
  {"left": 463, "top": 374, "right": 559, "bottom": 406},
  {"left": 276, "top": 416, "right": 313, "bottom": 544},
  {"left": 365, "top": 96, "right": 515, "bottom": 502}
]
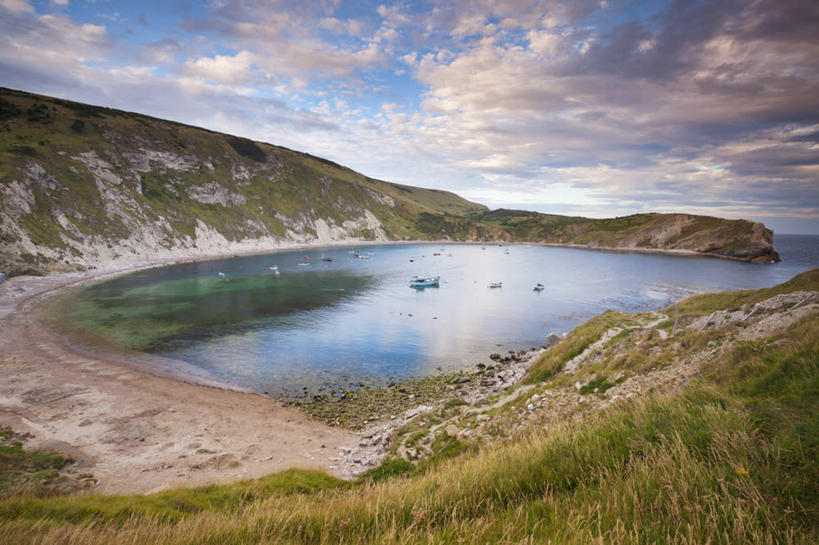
[{"left": 2, "top": 273, "right": 817, "bottom": 544}]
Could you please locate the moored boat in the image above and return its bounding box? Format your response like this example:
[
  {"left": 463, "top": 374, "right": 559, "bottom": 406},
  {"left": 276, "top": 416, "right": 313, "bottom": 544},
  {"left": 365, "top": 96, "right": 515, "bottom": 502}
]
[
  {"left": 533, "top": 282, "right": 544, "bottom": 291},
  {"left": 410, "top": 275, "right": 440, "bottom": 288},
  {"left": 488, "top": 281, "right": 503, "bottom": 288}
]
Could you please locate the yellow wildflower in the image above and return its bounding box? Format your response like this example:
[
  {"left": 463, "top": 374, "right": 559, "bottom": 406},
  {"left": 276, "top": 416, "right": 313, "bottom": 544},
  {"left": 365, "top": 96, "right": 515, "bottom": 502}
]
[{"left": 736, "top": 467, "right": 750, "bottom": 475}]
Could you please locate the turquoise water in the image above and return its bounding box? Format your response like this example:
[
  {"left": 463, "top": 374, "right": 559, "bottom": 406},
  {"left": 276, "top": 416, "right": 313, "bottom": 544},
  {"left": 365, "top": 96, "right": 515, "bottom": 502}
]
[{"left": 59, "top": 235, "right": 819, "bottom": 397}]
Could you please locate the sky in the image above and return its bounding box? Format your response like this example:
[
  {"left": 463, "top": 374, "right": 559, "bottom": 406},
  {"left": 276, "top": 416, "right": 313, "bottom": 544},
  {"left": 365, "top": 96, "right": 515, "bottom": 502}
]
[{"left": 1, "top": 0, "right": 818, "bottom": 234}]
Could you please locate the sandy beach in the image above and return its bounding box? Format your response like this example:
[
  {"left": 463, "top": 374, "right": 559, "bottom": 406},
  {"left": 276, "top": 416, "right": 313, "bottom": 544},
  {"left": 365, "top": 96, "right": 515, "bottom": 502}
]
[
  {"left": 0, "top": 254, "right": 361, "bottom": 495},
  {"left": 0, "top": 238, "right": 753, "bottom": 496}
]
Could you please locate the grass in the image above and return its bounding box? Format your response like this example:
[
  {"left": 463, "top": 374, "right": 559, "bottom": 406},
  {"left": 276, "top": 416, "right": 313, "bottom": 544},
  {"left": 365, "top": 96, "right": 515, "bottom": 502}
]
[
  {"left": 1, "top": 272, "right": 816, "bottom": 543},
  {"left": 0, "top": 431, "right": 70, "bottom": 499},
  {"left": 671, "top": 268, "right": 819, "bottom": 317},
  {"left": 525, "top": 310, "right": 629, "bottom": 382}
]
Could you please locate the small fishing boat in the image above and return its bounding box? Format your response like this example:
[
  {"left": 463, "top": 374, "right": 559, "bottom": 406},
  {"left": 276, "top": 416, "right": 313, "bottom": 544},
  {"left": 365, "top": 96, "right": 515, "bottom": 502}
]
[
  {"left": 409, "top": 275, "right": 440, "bottom": 288},
  {"left": 488, "top": 281, "right": 503, "bottom": 288},
  {"left": 321, "top": 257, "right": 333, "bottom": 262},
  {"left": 533, "top": 283, "right": 544, "bottom": 291},
  {"left": 297, "top": 262, "right": 310, "bottom": 266},
  {"left": 358, "top": 255, "right": 369, "bottom": 259},
  {"left": 432, "top": 252, "right": 441, "bottom": 256}
]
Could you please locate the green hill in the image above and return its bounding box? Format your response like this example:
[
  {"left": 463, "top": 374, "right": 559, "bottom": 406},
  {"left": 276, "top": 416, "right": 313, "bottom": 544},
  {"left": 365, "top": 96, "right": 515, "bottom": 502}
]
[{"left": 0, "top": 88, "right": 778, "bottom": 276}]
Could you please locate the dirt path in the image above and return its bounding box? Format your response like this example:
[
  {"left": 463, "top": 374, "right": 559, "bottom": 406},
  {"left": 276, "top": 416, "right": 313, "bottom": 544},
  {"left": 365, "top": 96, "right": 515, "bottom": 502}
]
[{"left": 0, "top": 270, "right": 355, "bottom": 495}]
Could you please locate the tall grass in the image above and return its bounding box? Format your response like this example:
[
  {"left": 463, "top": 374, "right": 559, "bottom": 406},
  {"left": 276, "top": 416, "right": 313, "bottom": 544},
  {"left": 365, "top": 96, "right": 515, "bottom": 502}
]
[{"left": 2, "top": 275, "right": 816, "bottom": 544}]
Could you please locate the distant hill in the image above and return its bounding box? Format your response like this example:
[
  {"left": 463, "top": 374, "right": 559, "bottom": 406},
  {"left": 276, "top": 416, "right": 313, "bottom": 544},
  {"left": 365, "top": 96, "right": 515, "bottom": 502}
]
[{"left": 0, "top": 88, "right": 778, "bottom": 275}]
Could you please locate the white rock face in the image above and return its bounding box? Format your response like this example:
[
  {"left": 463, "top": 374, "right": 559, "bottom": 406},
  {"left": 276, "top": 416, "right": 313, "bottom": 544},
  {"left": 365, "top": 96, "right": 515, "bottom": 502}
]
[
  {"left": 123, "top": 149, "right": 198, "bottom": 173},
  {"left": 188, "top": 181, "right": 247, "bottom": 206},
  {"left": 73, "top": 151, "right": 123, "bottom": 186}
]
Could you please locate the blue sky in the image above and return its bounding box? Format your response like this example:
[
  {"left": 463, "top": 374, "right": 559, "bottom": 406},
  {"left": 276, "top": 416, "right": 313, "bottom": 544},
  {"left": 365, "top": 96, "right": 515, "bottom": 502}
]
[{"left": 2, "top": 0, "right": 818, "bottom": 233}]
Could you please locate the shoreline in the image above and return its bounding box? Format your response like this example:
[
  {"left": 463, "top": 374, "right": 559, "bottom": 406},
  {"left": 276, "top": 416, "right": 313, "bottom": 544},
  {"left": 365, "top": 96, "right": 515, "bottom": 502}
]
[
  {"left": 0, "top": 260, "right": 360, "bottom": 495},
  {"left": 4, "top": 237, "right": 735, "bottom": 399},
  {"left": 3, "top": 235, "right": 776, "bottom": 285},
  {"left": 0, "top": 237, "right": 783, "bottom": 495}
]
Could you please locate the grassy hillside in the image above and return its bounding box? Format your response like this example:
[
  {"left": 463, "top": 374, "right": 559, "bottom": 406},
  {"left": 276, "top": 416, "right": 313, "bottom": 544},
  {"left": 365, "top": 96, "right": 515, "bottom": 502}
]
[
  {"left": 0, "top": 88, "right": 778, "bottom": 276},
  {"left": 0, "top": 87, "right": 485, "bottom": 275},
  {"left": 476, "top": 209, "right": 780, "bottom": 262},
  {"left": 1, "top": 270, "right": 815, "bottom": 544}
]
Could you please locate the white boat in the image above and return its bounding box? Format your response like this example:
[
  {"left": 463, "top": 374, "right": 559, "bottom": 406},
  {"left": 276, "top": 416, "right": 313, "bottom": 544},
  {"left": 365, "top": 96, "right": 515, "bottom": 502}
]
[
  {"left": 297, "top": 262, "right": 310, "bottom": 266},
  {"left": 410, "top": 275, "right": 440, "bottom": 288},
  {"left": 488, "top": 281, "right": 503, "bottom": 288},
  {"left": 533, "top": 283, "right": 544, "bottom": 291}
]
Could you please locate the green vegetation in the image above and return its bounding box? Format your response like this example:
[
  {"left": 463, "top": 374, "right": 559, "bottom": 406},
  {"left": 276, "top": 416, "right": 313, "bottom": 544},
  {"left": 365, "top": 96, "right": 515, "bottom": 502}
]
[
  {"left": 1, "top": 271, "right": 815, "bottom": 544},
  {"left": 0, "top": 430, "right": 71, "bottom": 498},
  {"left": 300, "top": 372, "right": 474, "bottom": 429},
  {"left": 0, "top": 87, "right": 778, "bottom": 275},
  {"left": 526, "top": 310, "right": 629, "bottom": 382},
  {"left": 672, "top": 268, "right": 819, "bottom": 317}
]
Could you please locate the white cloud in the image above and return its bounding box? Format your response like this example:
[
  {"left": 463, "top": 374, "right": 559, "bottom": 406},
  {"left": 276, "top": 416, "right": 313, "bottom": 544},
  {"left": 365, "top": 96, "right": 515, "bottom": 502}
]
[
  {"left": 1, "top": 0, "right": 33, "bottom": 13},
  {"left": 183, "top": 50, "right": 256, "bottom": 84}
]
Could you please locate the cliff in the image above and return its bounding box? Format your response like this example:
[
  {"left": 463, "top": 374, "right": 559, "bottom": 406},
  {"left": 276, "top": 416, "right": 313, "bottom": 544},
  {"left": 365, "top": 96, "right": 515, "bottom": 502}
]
[{"left": 0, "top": 88, "right": 778, "bottom": 275}]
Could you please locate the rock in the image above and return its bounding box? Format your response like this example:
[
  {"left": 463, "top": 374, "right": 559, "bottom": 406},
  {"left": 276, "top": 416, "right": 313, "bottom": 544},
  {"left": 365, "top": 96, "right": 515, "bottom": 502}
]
[
  {"left": 451, "top": 376, "right": 471, "bottom": 384},
  {"left": 490, "top": 353, "right": 501, "bottom": 361},
  {"left": 445, "top": 424, "right": 459, "bottom": 437},
  {"left": 530, "top": 394, "right": 540, "bottom": 402},
  {"left": 574, "top": 381, "right": 582, "bottom": 391},
  {"left": 526, "top": 403, "right": 534, "bottom": 411},
  {"left": 546, "top": 333, "right": 561, "bottom": 346}
]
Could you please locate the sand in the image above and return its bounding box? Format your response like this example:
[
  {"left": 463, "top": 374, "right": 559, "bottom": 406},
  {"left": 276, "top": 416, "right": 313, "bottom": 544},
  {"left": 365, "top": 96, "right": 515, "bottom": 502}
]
[{"left": 0, "top": 262, "right": 357, "bottom": 495}]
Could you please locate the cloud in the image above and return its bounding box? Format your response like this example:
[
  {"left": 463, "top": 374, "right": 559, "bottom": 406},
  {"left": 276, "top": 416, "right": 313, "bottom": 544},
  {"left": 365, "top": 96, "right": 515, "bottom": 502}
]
[
  {"left": 1, "top": 0, "right": 817, "bottom": 232},
  {"left": 183, "top": 50, "right": 256, "bottom": 84},
  {"left": 1, "top": 0, "right": 33, "bottom": 13}
]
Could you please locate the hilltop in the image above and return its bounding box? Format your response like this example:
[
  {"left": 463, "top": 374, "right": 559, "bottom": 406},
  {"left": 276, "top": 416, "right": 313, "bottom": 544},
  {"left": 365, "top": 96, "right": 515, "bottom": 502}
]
[{"left": 0, "top": 87, "right": 778, "bottom": 276}]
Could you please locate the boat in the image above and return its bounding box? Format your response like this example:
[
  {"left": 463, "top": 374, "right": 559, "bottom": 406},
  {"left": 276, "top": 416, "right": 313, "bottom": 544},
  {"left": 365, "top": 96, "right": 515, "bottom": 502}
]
[
  {"left": 488, "top": 281, "right": 503, "bottom": 288},
  {"left": 432, "top": 252, "right": 441, "bottom": 256},
  {"left": 269, "top": 265, "right": 280, "bottom": 276},
  {"left": 358, "top": 255, "right": 369, "bottom": 260},
  {"left": 409, "top": 275, "right": 440, "bottom": 288},
  {"left": 504, "top": 249, "right": 510, "bottom": 255},
  {"left": 533, "top": 283, "right": 544, "bottom": 291},
  {"left": 297, "top": 262, "right": 310, "bottom": 266},
  {"left": 321, "top": 257, "right": 333, "bottom": 262}
]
